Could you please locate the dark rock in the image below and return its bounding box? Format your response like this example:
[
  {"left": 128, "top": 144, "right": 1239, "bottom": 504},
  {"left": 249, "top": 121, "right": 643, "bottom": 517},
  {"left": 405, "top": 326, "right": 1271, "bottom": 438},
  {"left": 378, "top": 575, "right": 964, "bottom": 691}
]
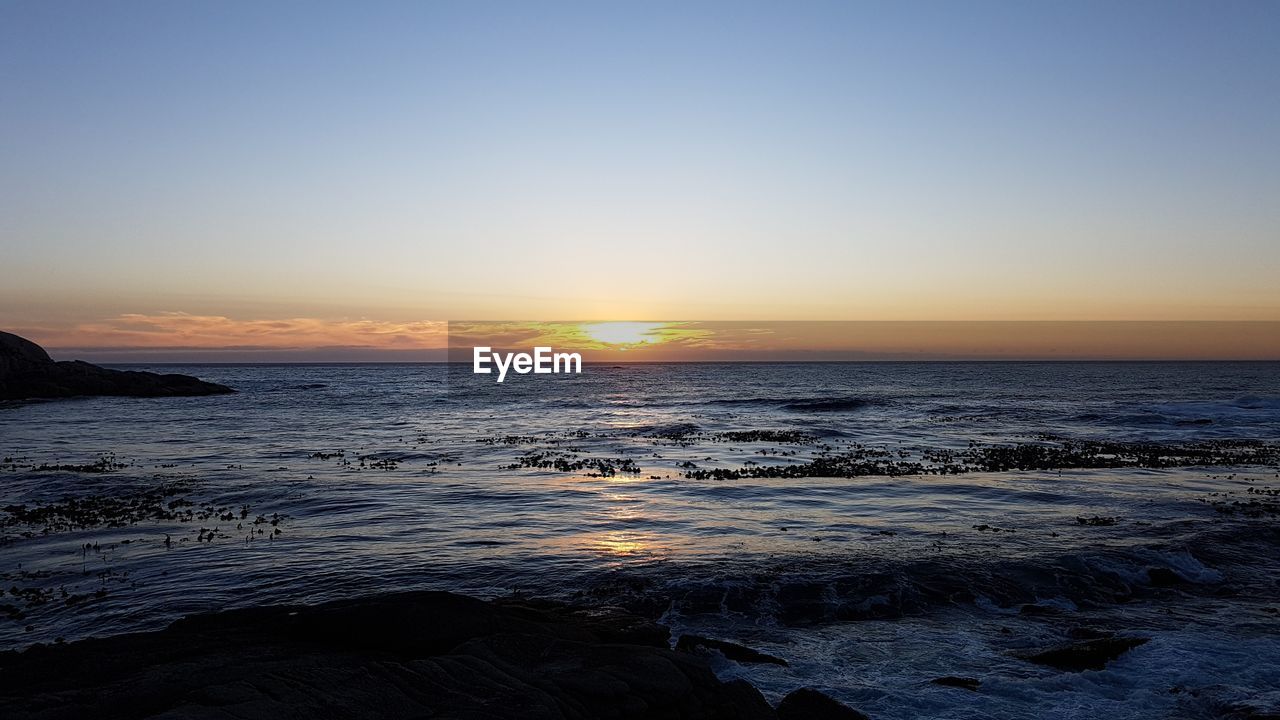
[
  {"left": 776, "top": 688, "right": 870, "bottom": 720},
  {"left": 498, "top": 598, "right": 672, "bottom": 647},
  {"left": 0, "top": 331, "right": 51, "bottom": 373},
  {"left": 0, "top": 331, "right": 233, "bottom": 400},
  {"left": 676, "top": 634, "right": 789, "bottom": 666},
  {"left": 720, "top": 679, "right": 779, "bottom": 718},
  {"left": 777, "top": 581, "right": 831, "bottom": 625},
  {"left": 1076, "top": 515, "right": 1120, "bottom": 527},
  {"left": 1019, "top": 636, "right": 1149, "bottom": 672},
  {"left": 1147, "top": 567, "right": 1181, "bottom": 587},
  {"left": 0, "top": 591, "right": 777, "bottom": 720},
  {"left": 931, "top": 676, "right": 981, "bottom": 691}
]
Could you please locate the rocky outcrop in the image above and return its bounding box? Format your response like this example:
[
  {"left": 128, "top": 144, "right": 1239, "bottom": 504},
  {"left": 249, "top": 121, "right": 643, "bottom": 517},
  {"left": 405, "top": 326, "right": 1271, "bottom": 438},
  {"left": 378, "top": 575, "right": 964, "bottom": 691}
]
[
  {"left": 776, "top": 688, "right": 872, "bottom": 720},
  {"left": 1018, "top": 636, "right": 1149, "bottom": 672},
  {"left": 0, "top": 331, "right": 233, "bottom": 400},
  {"left": 931, "top": 676, "right": 981, "bottom": 691},
  {"left": 0, "top": 591, "right": 789, "bottom": 720},
  {"left": 675, "top": 634, "right": 790, "bottom": 666},
  {"left": 0, "top": 331, "right": 51, "bottom": 374}
]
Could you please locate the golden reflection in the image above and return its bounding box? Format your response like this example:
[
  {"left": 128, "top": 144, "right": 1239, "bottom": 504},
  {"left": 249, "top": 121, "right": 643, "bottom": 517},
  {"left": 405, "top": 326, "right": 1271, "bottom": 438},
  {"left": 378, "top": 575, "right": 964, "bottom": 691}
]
[{"left": 594, "top": 531, "right": 648, "bottom": 556}]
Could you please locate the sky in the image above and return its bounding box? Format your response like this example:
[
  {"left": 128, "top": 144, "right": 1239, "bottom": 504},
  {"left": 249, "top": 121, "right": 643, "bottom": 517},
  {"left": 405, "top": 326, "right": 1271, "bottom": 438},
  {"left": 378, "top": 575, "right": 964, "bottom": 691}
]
[
  {"left": 446, "top": 321, "right": 1280, "bottom": 362},
  {"left": 2, "top": 1, "right": 1278, "bottom": 359}
]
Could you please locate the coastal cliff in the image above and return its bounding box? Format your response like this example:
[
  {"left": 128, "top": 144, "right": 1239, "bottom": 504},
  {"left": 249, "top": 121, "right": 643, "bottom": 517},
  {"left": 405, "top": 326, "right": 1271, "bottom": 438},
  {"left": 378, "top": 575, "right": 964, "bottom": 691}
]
[{"left": 0, "top": 332, "right": 233, "bottom": 400}]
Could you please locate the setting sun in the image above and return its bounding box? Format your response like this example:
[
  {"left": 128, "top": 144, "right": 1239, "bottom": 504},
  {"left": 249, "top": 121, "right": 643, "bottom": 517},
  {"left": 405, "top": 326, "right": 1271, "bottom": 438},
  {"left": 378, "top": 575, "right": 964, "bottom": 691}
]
[{"left": 579, "top": 322, "right": 667, "bottom": 347}]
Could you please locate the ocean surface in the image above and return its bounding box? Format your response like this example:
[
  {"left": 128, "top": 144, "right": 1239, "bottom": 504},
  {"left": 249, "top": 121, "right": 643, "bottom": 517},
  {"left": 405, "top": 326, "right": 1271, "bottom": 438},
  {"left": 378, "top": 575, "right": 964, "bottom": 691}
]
[{"left": 2, "top": 362, "right": 1279, "bottom": 719}]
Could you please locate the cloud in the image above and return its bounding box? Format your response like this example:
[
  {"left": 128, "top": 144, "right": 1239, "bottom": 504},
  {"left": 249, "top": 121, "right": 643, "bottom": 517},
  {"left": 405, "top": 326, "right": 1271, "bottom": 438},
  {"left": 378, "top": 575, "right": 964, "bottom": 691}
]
[
  {"left": 13, "top": 316, "right": 1278, "bottom": 361},
  {"left": 446, "top": 321, "right": 718, "bottom": 354},
  {"left": 25, "top": 313, "right": 448, "bottom": 350}
]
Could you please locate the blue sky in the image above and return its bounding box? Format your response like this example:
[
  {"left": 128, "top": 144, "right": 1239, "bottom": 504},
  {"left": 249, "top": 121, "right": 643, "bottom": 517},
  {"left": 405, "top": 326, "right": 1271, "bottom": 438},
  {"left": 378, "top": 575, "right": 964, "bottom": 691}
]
[{"left": 2, "top": 1, "right": 1278, "bottom": 352}]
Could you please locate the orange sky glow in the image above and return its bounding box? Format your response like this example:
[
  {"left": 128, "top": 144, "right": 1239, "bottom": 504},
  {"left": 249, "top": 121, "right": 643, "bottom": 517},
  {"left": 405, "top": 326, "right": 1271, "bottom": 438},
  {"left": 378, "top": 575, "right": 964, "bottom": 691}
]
[{"left": 11, "top": 316, "right": 1275, "bottom": 362}]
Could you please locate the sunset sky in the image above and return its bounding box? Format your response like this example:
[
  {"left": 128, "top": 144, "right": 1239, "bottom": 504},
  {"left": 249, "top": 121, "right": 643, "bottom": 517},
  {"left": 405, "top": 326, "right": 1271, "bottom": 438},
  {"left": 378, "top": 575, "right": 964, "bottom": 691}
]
[
  {"left": 445, "top": 321, "right": 1280, "bottom": 362},
  {"left": 2, "top": 1, "right": 1278, "bottom": 359}
]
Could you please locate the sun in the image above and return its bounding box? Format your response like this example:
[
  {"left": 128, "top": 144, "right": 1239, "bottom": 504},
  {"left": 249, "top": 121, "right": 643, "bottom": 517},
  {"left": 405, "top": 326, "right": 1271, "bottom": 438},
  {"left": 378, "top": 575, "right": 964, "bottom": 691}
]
[{"left": 579, "top": 322, "right": 666, "bottom": 347}]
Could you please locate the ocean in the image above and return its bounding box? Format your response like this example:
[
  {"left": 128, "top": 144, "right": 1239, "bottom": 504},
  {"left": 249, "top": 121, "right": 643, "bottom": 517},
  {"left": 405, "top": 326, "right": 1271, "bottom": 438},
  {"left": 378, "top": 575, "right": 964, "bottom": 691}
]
[{"left": 2, "top": 361, "right": 1279, "bottom": 719}]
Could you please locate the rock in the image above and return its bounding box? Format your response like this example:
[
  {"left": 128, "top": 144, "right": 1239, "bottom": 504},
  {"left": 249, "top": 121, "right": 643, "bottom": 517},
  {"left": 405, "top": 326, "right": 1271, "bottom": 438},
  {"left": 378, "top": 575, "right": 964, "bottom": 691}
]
[
  {"left": 776, "top": 581, "right": 831, "bottom": 625},
  {"left": 676, "top": 634, "right": 789, "bottom": 666},
  {"left": 498, "top": 598, "right": 672, "bottom": 647},
  {"left": 0, "top": 331, "right": 233, "bottom": 400},
  {"left": 931, "top": 676, "right": 981, "bottom": 691},
  {"left": 1147, "top": 567, "right": 1181, "bottom": 587},
  {"left": 1076, "top": 515, "right": 1120, "bottom": 527},
  {"left": 1018, "top": 636, "right": 1149, "bottom": 671},
  {"left": 0, "top": 331, "right": 51, "bottom": 374},
  {"left": 0, "top": 591, "right": 777, "bottom": 720},
  {"left": 720, "top": 679, "right": 779, "bottom": 718},
  {"left": 776, "top": 688, "right": 871, "bottom": 719}
]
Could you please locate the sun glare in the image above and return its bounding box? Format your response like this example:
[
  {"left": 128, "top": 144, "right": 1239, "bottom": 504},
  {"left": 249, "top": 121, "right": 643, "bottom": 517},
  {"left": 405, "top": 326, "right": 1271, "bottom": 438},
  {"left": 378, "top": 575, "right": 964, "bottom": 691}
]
[{"left": 579, "top": 322, "right": 666, "bottom": 346}]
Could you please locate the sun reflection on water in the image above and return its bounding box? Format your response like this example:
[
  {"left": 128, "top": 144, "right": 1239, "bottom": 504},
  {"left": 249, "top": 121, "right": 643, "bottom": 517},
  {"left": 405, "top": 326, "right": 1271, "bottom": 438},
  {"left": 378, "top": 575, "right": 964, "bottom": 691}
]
[{"left": 594, "top": 532, "right": 648, "bottom": 556}]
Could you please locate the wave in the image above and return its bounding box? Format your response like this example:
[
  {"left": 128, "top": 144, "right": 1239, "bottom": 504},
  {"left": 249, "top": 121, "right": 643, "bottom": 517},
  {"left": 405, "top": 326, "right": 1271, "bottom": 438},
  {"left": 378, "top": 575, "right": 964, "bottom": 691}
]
[
  {"left": 705, "top": 396, "right": 882, "bottom": 413},
  {"left": 1231, "top": 395, "right": 1280, "bottom": 410},
  {"left": 572, "top": 525, "right": 1280, "bottom": 627},
  {"left": 628, "top": 422, "right": 702, "bottom": 439},
  {"left": 783, "top": 397, "right": 879, "bottom": 413}
]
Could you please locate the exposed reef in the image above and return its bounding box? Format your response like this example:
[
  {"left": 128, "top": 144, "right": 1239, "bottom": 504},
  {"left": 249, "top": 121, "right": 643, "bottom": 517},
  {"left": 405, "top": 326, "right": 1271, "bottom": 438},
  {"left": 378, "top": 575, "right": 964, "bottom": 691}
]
[
  {"left": 0, "top": 331, "right": 233, "bottom": 400},
  {"left": 683, "top": 438, "right": 1280, "bottom": 480},
  {"left": 470, "top": 427, "right": 1279, "bottom": 481}
]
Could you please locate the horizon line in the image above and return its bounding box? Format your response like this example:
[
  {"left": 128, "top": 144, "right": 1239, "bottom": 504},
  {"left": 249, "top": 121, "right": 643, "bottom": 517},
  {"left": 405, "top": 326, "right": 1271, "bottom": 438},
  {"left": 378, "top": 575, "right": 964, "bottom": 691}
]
[{"left": 82, "top": 353, "right": 1280, "bottom": 361}]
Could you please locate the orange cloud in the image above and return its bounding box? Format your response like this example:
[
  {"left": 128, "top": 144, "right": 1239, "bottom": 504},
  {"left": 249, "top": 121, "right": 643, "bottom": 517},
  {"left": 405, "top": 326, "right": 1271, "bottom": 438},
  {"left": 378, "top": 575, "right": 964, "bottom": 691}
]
[
  {"left": 11, "top": 316, "right": 1278, "bottom": 361},
  {"left": 446, "top": 321, "right": 1280, "bottom": 361},
  {"left": 25, "top": 313, "right": 448, "bottom": 350}
]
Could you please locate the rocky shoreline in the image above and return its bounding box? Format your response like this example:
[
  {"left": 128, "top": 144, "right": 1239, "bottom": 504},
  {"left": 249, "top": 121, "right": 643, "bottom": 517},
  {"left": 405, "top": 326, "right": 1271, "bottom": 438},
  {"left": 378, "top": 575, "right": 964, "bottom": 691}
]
[
  {"left": 0, "top": 332, "right": 233, "bottom": 400},
  {"left": 0, "top": 590, "right": 872, "bottom": 719}
]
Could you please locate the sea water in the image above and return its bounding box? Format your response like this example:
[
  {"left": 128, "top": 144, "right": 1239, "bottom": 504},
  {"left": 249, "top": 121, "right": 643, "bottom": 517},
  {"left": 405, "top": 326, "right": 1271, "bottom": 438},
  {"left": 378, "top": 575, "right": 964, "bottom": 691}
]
[{"left": 2, "top": 361, "right": 1278, "bottom": 718}]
